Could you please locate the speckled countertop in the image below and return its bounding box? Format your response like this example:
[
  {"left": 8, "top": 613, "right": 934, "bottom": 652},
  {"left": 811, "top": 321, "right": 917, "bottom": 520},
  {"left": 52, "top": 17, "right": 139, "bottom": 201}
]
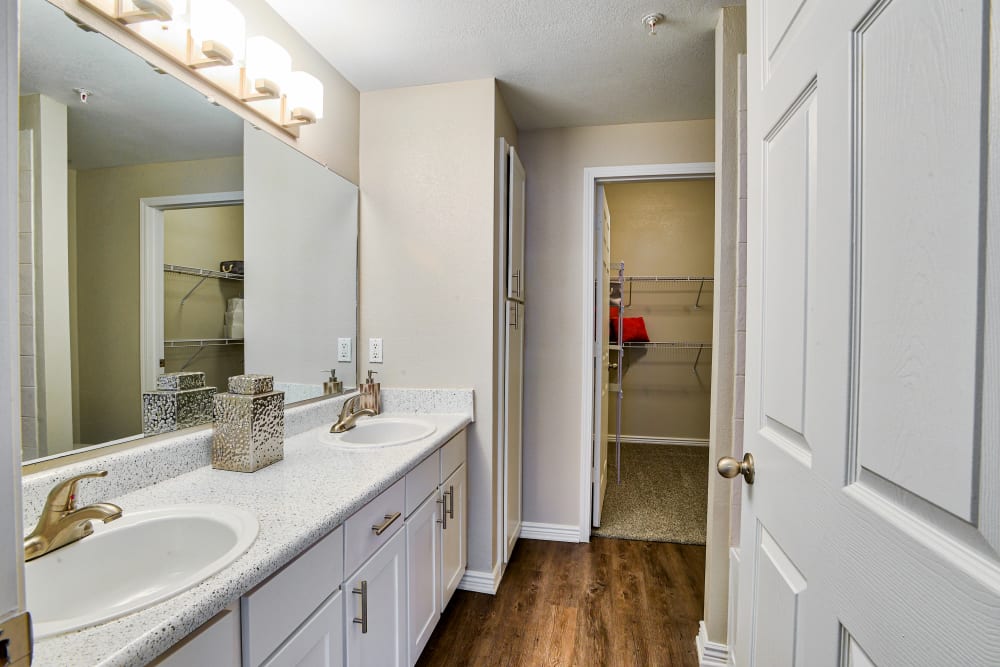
[{"left": 27, "top": 390, "right": 472, "bottom": 667}]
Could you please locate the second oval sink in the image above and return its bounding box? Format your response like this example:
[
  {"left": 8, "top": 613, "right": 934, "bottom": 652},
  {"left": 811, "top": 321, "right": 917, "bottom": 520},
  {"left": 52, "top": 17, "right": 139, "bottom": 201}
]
[
  {"left": 26, "top": 504, "right": 258, "bottom": 638},
  {"left": 322, "top": 418, "right": 436, "bottom": 448}
]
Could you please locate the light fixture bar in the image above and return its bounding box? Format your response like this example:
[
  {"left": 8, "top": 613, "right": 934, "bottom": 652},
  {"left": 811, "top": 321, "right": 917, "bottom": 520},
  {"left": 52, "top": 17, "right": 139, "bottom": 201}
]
[{"left": 187, "top": 34, "right": 234, "bottom": 68}]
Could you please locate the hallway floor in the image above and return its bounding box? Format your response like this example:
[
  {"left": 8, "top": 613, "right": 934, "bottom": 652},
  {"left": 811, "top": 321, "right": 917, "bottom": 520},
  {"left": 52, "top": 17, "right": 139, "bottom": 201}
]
[{"left": 417, "top": 537, "right": 706, "bottom": 667}]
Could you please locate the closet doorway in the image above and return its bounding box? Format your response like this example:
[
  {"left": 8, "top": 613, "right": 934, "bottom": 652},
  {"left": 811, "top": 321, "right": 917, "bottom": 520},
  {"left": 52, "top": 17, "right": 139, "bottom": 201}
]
[{"left": 580, "top": 162, "right": 720, "bottom": 547}]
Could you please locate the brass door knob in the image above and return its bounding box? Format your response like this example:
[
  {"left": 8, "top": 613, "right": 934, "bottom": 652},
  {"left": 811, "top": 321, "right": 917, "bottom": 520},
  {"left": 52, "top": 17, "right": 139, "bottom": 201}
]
[{"left": 717, "top": 453, "right": 754, "bottom": 485}]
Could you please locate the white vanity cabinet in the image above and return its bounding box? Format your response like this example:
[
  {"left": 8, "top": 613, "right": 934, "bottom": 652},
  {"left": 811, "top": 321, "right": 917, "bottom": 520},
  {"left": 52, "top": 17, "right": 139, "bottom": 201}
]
[
  {"left": 151, "top": 605, "right": 242, "bottom": 666},
  {"left": 345, "top": 528, "right": 408, "bottom": 666},
  {"left": 440, "top": 461, "right": 467, "bottom": 609}
]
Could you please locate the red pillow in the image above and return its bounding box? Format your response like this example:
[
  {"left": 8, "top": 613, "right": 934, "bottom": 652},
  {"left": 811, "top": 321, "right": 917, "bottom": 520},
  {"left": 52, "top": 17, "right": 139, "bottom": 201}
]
[{"left": 610, "top": 309, "right": 650, "bottom": 343}]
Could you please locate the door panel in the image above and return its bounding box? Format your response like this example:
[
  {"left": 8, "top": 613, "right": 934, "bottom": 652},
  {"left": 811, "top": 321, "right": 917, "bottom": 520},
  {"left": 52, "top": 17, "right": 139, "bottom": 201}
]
[
  {"left": 406, "top": 493, "right": 439, "bottom": 666},
  {"left": 507, "top": 147, "right": 525, "bottom": 300},
  {"left": 593, "top": 185, "right": 611, "bottom": 527},
  {"left": 504, "top": 302, "right": 523, "bottom": 562},
  {"left": 739, "top": 0, "right": 1000, "bottom": 665},
  {"left": 441, "top": 463, "right": 467, "bottom": 609},
  {"left": 345, "top": 530, "right": 406, "bottom": 667}
]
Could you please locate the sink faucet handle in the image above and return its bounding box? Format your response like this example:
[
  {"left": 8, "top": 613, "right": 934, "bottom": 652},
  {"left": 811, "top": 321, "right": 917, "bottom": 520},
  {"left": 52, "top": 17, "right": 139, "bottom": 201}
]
[{"left": 45, "top": 470, "right": 109, "bottom": 513}]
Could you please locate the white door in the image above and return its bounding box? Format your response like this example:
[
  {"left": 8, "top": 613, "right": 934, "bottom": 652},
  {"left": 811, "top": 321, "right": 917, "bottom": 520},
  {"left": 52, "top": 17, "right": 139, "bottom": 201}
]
[
  {"left": 440, "top": 462, "right": 467, "bottom": 609},
  {"left": 0, "top": 2, "right": 29, "bottom": 663},
  {"left": 503, "top": 301, "right": 523, "bottom": 563},
  {"left": 507, "top": 147, "right": 525, "bottom": 300},
  {"left": 734, "top": 1, "right": 1000, "bottom": 664},
  {"left": 345, "top": 530, "right": 407, "bottom": 667},
  {"left": 592, "top": 186, "right": 611, "bottom": 527},
  {"left": 406, "top": 493, "right": 440, "bottom": 666}
]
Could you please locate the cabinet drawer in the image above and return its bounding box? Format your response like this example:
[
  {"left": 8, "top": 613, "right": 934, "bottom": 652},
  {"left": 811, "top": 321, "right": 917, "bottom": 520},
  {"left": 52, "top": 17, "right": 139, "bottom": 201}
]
[
  {"left": 242, "top": 527, "right": 344, "bottom": 667},
  {"left": 345, "top": 477, "right": 406, "bottom": 576},
  {"left": 440, "top": 430, "right": 467, "bottom": 481},
  {"left": 405, "top": 452, "right": 439, "bottom": 517}
]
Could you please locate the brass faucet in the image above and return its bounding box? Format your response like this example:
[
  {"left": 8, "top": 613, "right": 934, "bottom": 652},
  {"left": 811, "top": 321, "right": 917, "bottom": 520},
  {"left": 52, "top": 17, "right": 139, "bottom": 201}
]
[
  {"left": 24, "top": 470, "right": 123, "bottom": 561},
  {"left": 330, "top": 395, "right": 377, "bottom": 433}
]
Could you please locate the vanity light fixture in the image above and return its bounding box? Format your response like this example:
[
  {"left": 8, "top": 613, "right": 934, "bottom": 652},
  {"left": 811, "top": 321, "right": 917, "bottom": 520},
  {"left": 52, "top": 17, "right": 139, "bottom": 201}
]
[
  {"left": 187, "top": 0, "right": 245, "bottom": 68},
  {"left": 113, "top": 0, "right": 174, "bottom": 24},
  {"left": 283, "top": 71, "right": 323, "bottom": 127},
  {"left": 77, "top": 0, "right": 324, "bottom": 136},
  {"left": 242, "top": 36, "right": 290, "bottom": 101}
]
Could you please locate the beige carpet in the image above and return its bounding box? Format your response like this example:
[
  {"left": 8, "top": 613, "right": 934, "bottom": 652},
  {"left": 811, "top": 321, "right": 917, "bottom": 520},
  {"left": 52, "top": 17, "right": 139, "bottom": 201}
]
[{"left": 592, "top": 443, "right": 709, "bottom": 545}]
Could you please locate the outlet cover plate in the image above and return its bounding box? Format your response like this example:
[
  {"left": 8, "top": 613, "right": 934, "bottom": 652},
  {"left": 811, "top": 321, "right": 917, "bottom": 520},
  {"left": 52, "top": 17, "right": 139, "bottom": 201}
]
[
  {"left": 337, "top": 338, "right": 352, "bottom": 362},
  {"left": 368, "top": 338, "right": 383, "bottom": 363}
]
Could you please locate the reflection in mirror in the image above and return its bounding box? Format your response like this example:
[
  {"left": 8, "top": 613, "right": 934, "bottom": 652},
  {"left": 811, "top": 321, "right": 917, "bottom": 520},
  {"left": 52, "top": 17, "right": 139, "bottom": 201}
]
[{"left": 18, "top": 0, "right": 358, "bottom": 465}]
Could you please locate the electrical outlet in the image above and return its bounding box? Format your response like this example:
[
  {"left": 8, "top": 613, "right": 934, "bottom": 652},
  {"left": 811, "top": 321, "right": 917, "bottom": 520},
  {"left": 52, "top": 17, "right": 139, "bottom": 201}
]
[
  {"left": 337, "top": 337, "right": 352, "bottom": 362},
  {"left": 368, "top": 337, "right": 383, "bottom": 363}
]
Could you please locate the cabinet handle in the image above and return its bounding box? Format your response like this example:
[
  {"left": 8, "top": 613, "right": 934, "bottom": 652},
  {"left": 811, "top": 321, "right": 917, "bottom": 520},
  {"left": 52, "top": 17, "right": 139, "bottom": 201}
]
[
  {"left": 509, "top": 303, "right": 519, "bottom": 329},
  {"left": 512, "top": 270, "right": 521, "bottom": 297},
  {"left": 352, "top": 580, "right": 368, "bottom": 634},
  {"left": 447, "top": 485, "right": 455, "bottom": 519},
  {"left": 371, "top": 512, "right": 401, "bottom": 536},
  {"left": 436, "top": 496, "right": 448, "bottom": 529}
]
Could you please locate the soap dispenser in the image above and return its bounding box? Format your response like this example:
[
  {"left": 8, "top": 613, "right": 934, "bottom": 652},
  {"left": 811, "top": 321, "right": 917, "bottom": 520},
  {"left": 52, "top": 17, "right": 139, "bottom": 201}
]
[
  {"left": 322, "top": 369, "right": 344, "bottom": 396},
  {"left": 360, "top": 370, "right": 380, "bottom": 412}
]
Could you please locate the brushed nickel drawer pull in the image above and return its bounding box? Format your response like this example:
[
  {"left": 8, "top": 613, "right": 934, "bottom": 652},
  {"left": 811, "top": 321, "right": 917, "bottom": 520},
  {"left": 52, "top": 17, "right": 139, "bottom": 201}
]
[
  {"left": 352, "top": 580, "right": 368, "bottom": 633},
  {"left": 447, "top": 485, "right": 455, "bottom": 519},
  {"left": 436, "top": 496, "right": 448, "bottom": 529},
  {"left": 371, "top": 511, "right": 401, "bottom": 536}
]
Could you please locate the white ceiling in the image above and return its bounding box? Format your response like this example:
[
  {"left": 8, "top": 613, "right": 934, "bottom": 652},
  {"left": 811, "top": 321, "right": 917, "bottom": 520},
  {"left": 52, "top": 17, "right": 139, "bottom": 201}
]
[
  {"left": 263, "top": 0, "right": 739, "bottom": 130},
  {"left": 19, "top": 0, "right": 242, "bottom": 170}
]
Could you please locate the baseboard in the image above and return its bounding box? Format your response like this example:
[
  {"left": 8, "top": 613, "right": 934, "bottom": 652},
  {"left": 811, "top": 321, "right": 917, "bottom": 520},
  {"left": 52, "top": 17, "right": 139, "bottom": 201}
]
[
  {"left": 519, "top": 522, "right": 581, "bottom": 543},
  {"left": 608, "top": 435, "right": 710, "bottom": 447},
  {"left": 696, "top": 620, "right": 730, "bottom": 667},
  {"left": 458, "top": 561, "right": 502, "bottom": 595}
]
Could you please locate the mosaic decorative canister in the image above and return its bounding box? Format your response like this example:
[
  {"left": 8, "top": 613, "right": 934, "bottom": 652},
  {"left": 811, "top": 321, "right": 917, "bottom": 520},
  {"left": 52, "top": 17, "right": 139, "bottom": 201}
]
[
  {"left": 142, "top": 372, "right": 216, "bottom": 435},
  {"left": 212, "top": 374, "right": 285, "bottom": 472}
]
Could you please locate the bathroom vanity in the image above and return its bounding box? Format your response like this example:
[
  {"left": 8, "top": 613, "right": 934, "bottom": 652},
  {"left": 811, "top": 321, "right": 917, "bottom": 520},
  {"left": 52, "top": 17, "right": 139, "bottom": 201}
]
[{"left": 22, "top": 390, "right": 473, "bottom": 667}]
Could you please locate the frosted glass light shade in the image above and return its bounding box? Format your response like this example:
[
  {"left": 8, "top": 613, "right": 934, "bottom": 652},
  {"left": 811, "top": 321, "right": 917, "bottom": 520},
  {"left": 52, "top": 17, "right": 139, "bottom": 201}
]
[
  {"left": 285, "top": 71, "right": 324, "bottom": 122},
  {"left": 121, "top": 0, "right": 174, "bottom": 22},
  {"left": 245, "top": 37, "right": 291, "bottom": 96},
  {"left": 189, "top": 0, "right": 245, "bottom": 64}
]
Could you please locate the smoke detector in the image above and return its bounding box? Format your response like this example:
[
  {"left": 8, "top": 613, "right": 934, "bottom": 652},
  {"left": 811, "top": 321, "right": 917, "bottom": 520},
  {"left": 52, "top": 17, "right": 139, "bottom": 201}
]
[{"left": 642, "top": 13, "right": 665, "bottom": 36}]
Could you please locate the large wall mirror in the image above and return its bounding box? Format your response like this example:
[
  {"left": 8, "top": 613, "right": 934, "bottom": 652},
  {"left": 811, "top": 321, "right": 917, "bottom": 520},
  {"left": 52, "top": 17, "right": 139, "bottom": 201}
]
[{"left": 18, "top": 0, "right": 358, "bottom": 464}]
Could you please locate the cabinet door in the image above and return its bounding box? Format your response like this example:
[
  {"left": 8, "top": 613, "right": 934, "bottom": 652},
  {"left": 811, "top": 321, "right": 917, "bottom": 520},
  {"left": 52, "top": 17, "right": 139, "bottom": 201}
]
[
  {"left": 406, "top": 493, "right": 441, "bottom": 666},
  {"left": 151, "top": 605, "right": 241, "bottom": 667},
  {"left": 345, "top": 529, "right": 407, "bottom": 667},
  {"left": 507, "top": 146, "right": 525, "bottom": 299},
  {"left": 262, "top": 590, "right": 343, "bottom": 667},
  {"left": 440, "top": 462, "right": 467, "bottom": 609},
  {"left": 503, "top": 300, "right": 523, "bottom": 564}
]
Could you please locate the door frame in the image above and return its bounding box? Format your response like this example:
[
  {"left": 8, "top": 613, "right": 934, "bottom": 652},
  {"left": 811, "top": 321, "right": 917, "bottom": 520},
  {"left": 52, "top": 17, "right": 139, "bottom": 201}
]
[
  {"left": 579, "top": 161, "right": 716, "bottom": 542},
  {"left": 138, "top": 191, "right": 244, "bottom": 392}
]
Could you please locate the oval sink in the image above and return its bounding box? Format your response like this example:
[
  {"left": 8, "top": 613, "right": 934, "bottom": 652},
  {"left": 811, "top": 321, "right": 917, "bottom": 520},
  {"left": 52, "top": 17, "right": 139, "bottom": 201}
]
[
  {"left": 27, "top": 504, "right": 258, "bottom": 638},
  {"left": 322, "top": 417, "right": 436, "bottom": 448}
]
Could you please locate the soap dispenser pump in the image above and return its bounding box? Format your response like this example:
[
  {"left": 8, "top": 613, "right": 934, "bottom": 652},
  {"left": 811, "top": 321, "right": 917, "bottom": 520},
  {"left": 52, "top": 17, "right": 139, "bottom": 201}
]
[
  {"left": 322, "top": 369, "right": 343, "bottom": 396},
  {"left": 360, "top": 370, "right": 380, "bottom": 412}
]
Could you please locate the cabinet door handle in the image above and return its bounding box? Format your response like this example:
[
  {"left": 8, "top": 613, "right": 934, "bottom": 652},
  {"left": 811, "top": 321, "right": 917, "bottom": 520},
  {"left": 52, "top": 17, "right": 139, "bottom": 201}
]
[
  {"left": 371, "top": 512, "right": 401, "bottom": 536},
  {"left": 512, "top": 270, "right": 521, "bottom": 297},
  {"left": 352, "top": 580, "right": 368, "bottom": 634},
  {"left": 447, "top": 485, "right": 455, "bottom": 519},
  {"left": 509, "top": 303, "right": 519, "bottom": 329},
  {"left": 436, "top": 496, "right": 448, "bottom": 529}
]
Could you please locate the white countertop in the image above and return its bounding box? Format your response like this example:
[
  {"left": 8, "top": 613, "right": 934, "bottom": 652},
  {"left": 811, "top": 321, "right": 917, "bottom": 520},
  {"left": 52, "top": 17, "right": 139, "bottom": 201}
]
[{"left": 31, "top": 411, "right": 472, "bottom": 667}]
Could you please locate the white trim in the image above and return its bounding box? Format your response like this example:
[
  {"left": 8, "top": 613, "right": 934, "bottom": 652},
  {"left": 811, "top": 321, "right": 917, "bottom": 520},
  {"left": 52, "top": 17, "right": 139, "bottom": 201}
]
[
  {"left": 697, "top": 620, "right": 730, "bottom": 667},
  {"left": 520, "top": 522, "right": 580, "bottom": 543},
  {"left": 728, "top": 547, "right": 741, "bottom": 667},
  {"left": 457, "top": 562, "right": 502, "bottom": 595},
  {"left": 495, "top": 136, "right": 509, "bottom": 571},
  {"left": 609, "top": 435, "right": 710, "bottom": 447},
  {"left": 139, "top": 191, "right": 244, "bottom": 392},
  {"left": 579, "top": 162, "right": 716, "bottom": 541}
]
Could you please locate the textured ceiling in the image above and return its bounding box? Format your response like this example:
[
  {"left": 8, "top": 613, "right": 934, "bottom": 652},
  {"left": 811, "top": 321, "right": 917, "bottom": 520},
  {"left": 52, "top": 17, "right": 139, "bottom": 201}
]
[
  {"left": 264, "top": 0, "right": 739, "bottom": 130},
  {"left": 20, "top": 0, "right": 242, "bottom": 170}
]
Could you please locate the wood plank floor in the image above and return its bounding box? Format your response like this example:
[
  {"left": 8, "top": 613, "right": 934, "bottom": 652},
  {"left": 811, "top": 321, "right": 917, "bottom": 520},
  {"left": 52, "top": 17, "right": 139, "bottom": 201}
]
[{"left": 418, "top": 537, "right": 706, "bottom": 667}]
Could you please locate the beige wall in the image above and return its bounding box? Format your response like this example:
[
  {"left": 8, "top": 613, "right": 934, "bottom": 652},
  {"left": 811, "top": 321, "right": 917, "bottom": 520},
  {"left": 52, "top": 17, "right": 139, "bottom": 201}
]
[
  {"left": 517, "top": 119, "right": 714, "bottom": 529},
  {"left": 75, "top": 156, "right": 243, "bottom": 444},
  {"left": 360, "top": 78, "right": 502, "bottom": 574},
  {"left": 163, "top": 205, "right": 245, "bottom": 391},
  {"left": 49, "top": 0, "right": 360, "bottom": 183},
  {"left": 19, "top": 94, "right": 73, "bottom": 456},
  {"left": 605, "top": 179, "right": 715, "bottom": 441}
]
